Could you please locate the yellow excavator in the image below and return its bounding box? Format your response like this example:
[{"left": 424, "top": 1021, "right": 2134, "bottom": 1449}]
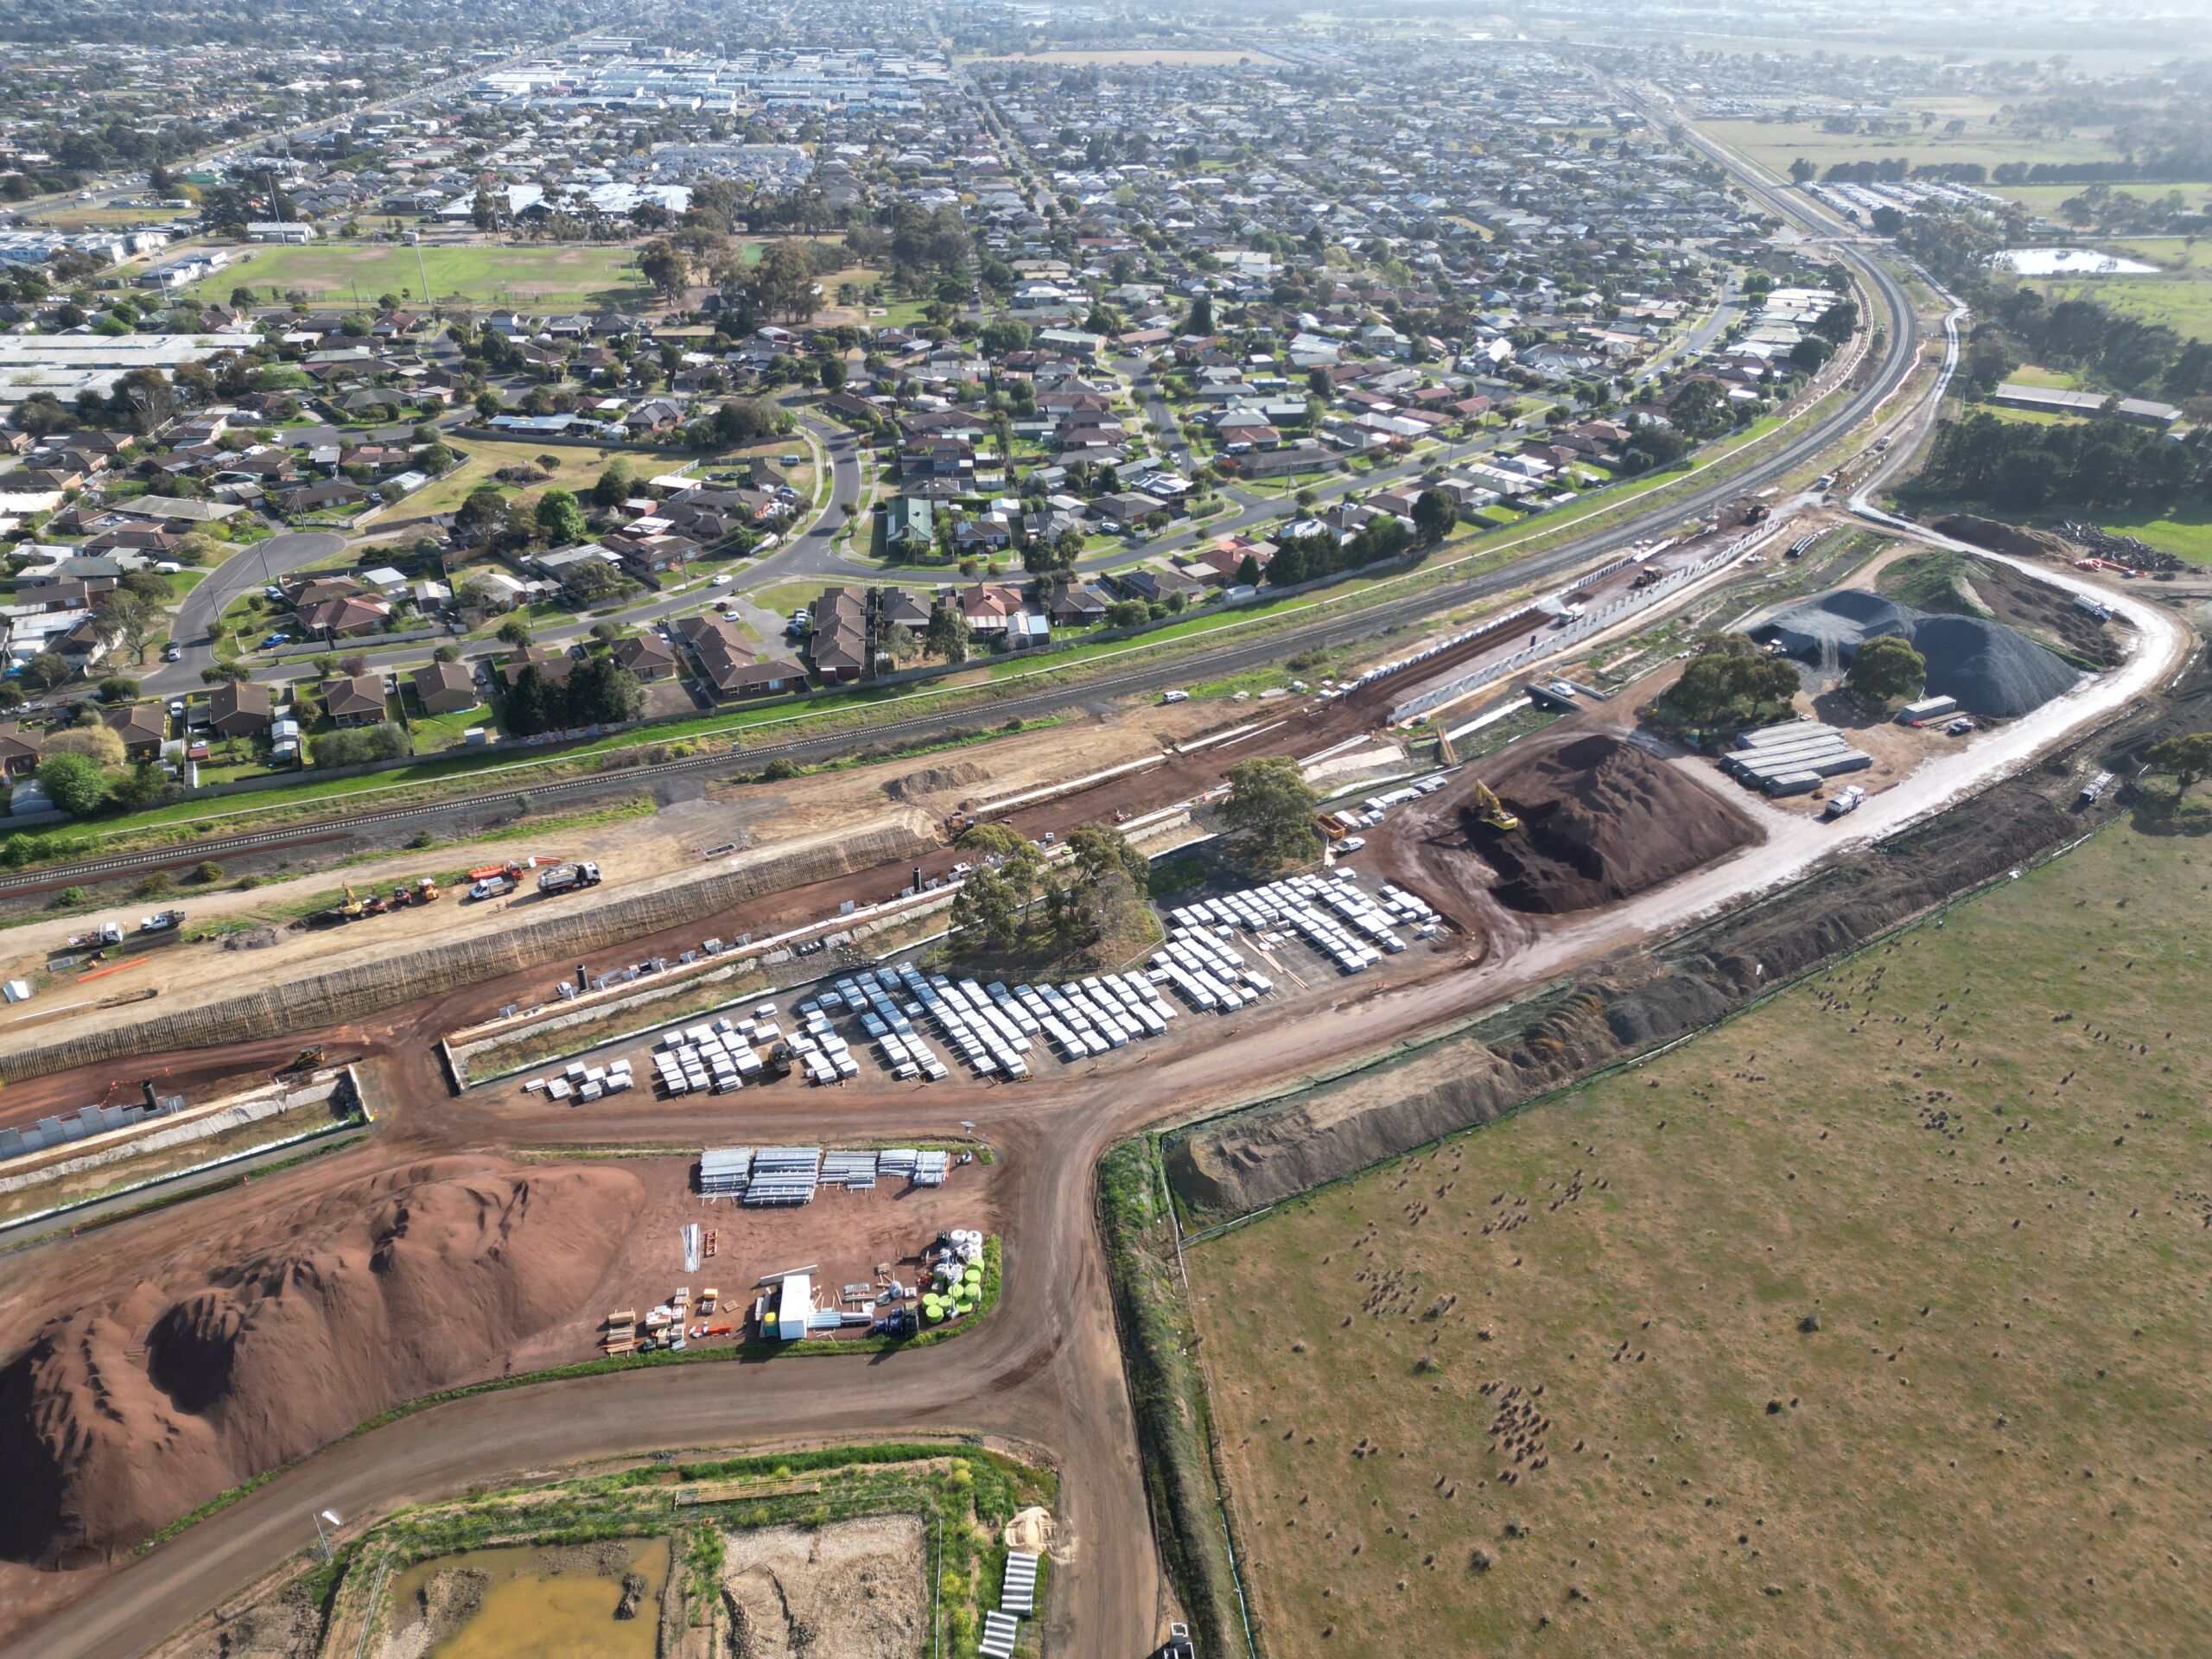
[
  {"left": 1471, "top": 780, "right": 1520, "bottom": 834},
  {"left": 336, "top": 883, "right": 367, "bottom": 921}
]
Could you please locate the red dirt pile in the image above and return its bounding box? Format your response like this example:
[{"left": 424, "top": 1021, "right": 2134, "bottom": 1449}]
[
  {"left": 1474, "top": 734, "right": 1761, "bottom": 913},
  {"left": 0, "top": 1155, "right": 641, "bottom": 1563}
]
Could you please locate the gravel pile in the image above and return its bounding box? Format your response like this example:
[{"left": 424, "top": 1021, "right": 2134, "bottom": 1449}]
[{"left": 1757, "top": 589, "right": 2082, "bottom": 719}]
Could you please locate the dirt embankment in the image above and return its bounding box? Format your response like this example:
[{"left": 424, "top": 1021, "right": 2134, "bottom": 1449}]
[
  {"left": 1167, "top": 702, "right": 2137, "bottom": 1219},
  {"left": 0, "top": 1156, "right": 641, "bottom": 1563},
  {"left": 1933, "top": 513, "right": 2075, "bottom": 562}
]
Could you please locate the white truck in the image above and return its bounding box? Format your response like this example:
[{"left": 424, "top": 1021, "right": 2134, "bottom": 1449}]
[
  {"left": 537, "top": 861, "right": 602, "bottom": 896},
  {"left": 1821, "top": 785, "right": 1866, "bottom": 821}
]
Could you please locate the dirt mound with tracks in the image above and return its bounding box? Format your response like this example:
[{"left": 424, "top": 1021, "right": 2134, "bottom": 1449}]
[
  {"left": 0, "top": 1156, "right": 641, "bottom": 1562},
  {"left": 1475, "top": 734, "right": 1761, "bottom": 913}
]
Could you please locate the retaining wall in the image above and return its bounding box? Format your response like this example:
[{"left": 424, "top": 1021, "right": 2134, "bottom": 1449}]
[{"left": 0, "top": 821, "right": 936, "bottom": 1084}]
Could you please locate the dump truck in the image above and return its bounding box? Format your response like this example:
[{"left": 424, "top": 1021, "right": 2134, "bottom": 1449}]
[
  {"left": 1470, "top": 780, "right": 1520, "bottom": 834},
  {"left": 537, "top": 860, "right": 601, "bottom": 896},
  {"left": 67, "top": 922, "right": 126, "bottom": 950}
]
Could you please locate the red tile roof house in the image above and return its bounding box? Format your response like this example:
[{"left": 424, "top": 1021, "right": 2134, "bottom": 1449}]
[
  {"left": 321, "top": 674, "right": 388, "bottom": 728},
  {"left": 674, "top": 616, "right": 804, "bottom": 699},
  {"left": 298, "top": 594, "right": 393, "bottom": 638}
]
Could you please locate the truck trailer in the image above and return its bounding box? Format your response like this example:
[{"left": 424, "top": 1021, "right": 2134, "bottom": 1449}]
[{"left": 537, "top": 861, "right": 602, "bottom": 896}]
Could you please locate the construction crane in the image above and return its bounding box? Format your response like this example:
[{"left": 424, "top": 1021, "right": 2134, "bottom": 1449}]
[{"left": 1470, "top": 780, "right": 1520, "bottom": 834}]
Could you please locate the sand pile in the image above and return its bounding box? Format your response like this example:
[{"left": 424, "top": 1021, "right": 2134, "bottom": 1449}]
[
  {"left": 1477, "top": 734, "right": 1760, "bottom": 914},
  {"left": 1757, "top": 589, "right": 2081, "bottom": 718},
  {"left": 0, "top": 1156, "right": 641, "bottom": 1562}
]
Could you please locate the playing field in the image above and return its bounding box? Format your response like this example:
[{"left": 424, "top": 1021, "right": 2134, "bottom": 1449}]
[
  {"left": 177, "top": 242, "right": 658, "bottom": 310},
  {"left": 1187, "top": 817, "right": 2212, "bottom": 1658}
]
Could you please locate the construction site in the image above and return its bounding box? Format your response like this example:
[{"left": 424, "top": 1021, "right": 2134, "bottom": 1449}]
[{"left": 0, "top": 472, "right": 2201, "bottom": 1659}]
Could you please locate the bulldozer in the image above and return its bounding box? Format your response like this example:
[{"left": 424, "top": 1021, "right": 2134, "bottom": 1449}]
[
  {"left": 1470, "top": 780, "right": 1520, "bottom": 834},
  {"left": 274, "top": 1046, "right": 325, "bottom": 1084}
]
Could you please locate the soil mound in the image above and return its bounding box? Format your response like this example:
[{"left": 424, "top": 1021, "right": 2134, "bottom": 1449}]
[
  {"left": 1935, "top": 514, "right": 2075, "bottom": 561},
  {"left": 0, "top": 1156, "right": 641, "bottom": 1562},
  {"left": 881, "top": 760, "right": 989, "bottom": 802},
  {"left": 1757, "top": 590, "right": 2081, "bottom": 718},
  {"left": 1477, "top": 734, "right": 1760, "bottom": 914}
]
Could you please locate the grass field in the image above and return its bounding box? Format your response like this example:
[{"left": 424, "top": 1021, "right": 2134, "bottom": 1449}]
[
  {"left": 1700, "top": 102, "right": 2125, "bottom": 181},
  {"left": 1995, "top": 183, "right": 2212, "bottom": 217},
  {"left": 178, "top": 242, "right": 658, "bottom": 310},
  {"left": 1187, "top": 817, "right": 2212, "bottom": 1659}
]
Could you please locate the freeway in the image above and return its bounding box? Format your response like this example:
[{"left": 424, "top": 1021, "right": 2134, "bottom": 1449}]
[
  {"left": 2, "top": 250, "right": 1916, "bottom": 899},
  {"left": 0, "top": 100, "right": 1981, "bottom": 1659}
]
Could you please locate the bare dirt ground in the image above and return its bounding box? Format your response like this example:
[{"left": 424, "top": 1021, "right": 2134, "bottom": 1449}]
[
  {"left": 0, "top": 707, "right": 1215, "bottom": 1065},
  {"left": 720, "top": 1516, "right": 927, "bottom": 1659}
]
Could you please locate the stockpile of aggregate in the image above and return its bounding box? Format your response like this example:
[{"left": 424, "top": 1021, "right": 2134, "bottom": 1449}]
[
  {"left": 1755, "top": 589, "right": 2081, "bottom": 719},
  {"left": 1473, "top": 734, "right": 1762, "bottom": 914}
]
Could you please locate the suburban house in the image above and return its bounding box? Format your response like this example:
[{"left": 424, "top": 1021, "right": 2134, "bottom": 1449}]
[
  {"left": 884, "top": 495, "right": 936, "bottom": 556},
  {"left": 207, "top": 680, "right": 274, "bottom": 739},
  {"left": 410, "top": 661, "right": 480, "bottom": 716},
  {"left": 672, "top": 616, "right": 804, "bottom": 700},
  {"left": 105, "top": 703, "right": 168, "bottom": 761},
  {"left": 808, "top": 587, "right": 870, "bottom": 683},
  {"left": 1046, "top": 579, "right": 1109, "bottom": 629},
  {"left": 613, "top": 632, "right": 678, "bottom": 682},
  {"left": 500, "top": 647, "right": 579, "bottom": 689},
  {"left": 321, "top": 674, "right": 388, "bottom": 728},
  {"left": 0, "top": 723, "right": 41, "bottom": 778}
]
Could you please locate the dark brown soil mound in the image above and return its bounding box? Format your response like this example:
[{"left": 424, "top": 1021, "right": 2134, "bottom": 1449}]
[
  {"left": 1934, "top": 514, "right": 2075, "bottom": 561},
  {"left": 1477, "top": 734, "right": 1761, "bottom": 913},
  {"left": 0, "top": 1156, "right": 641, "bottom": 1562}
]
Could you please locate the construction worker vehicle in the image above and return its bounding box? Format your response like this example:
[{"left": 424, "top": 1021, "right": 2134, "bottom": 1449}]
[
  {"left": 536, "top": 861, "right": 601, "bottom": 896},
  {"left": 67, "top": 922, "right": 126, "bottom": 950},
  {"left": 138, "top": 909, "right": 187, "bottom": 934},
  {"left": 1470, "top": 780, "right": 1520, "bottom": 834}
]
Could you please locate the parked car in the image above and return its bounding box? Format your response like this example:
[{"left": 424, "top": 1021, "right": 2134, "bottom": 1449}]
[{"left": 1339, "top": 836, "right": 1367, "bottom": 851}]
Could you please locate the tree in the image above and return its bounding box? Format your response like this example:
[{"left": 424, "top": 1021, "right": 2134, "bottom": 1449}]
[
  {"left": 502, "top": 663, "right": 560, "bottom": 736},
  {"left": 1412, "top": 487, "right": 1457, "bottom": 548},
  {"left": 1185, "top": 293, "right": 1213, "bottom": 336},
  {"left": 563, "top": 653, "right": 642, "bottom": 726},
  {"left": 97, "top": 677, "right": 141, "bottom": 702},
  {"left": 456, "top": 484, "right": 509, "bottom": 538},
  {"left": 201, "top": 660, "right": 252, "bottom": 685},
  {"left": 590, "top": 461, "right": 632, "bottom": 509},
  {"left": 533, "top": 487, "right": 588, "bottom": 546},
  {"left": 1234, "top": 553, "right": 1262, "bottom": 588},
  {"left": 2147, "top": 732, "right": 2212, "bottom": 798},
  {"left": 639, "top": 239, "right": 690, "bottom": 304},
  {"left": 1845, "top": 635, "right": 1926, "bottom": 707},
  {"left": 497, "top": 618, "right": 534, "bottom": 647},
  {"left": 925, "top": 604, "right": 970, "bottom": 664},
  {"left": 1221, "top": 755, "right": 1319, "bottom": 868},
  {"left": 434, "top": 643, "right": 463, "bottom": 664},
  {"left": 1656, "top": 634, "right": 1802, "bottom": 730},
  {"left": 1789, "top": 157, "right": 1818, "bottom": 184},
  {"left": 817, "top": 353, "right": 846, "bottom": 393},
  {"left": 1046, "top": 822, "right": 1151, "bottom": 952},
  {"left": 47, "top": 724, "right": 125, "bottom": 766},
  {"left": 36, "top": 752, "right": 110, "bottom": 817},
  {"left": 948, "top": 823, "right": 1048, "bottom": 952},
  {"left": 95, "top": 589, "right": 162, "bottom": 664}
]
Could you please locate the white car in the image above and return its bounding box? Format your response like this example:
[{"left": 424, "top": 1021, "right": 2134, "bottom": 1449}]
[
  {"left": 710, "top": 573, "right": 734, "bottom": 587},
  {"left": 1339, "top": 836, "right": 1367, "bottom": 851}
]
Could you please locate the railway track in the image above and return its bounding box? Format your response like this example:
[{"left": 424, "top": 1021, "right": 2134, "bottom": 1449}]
[{"left": 0, "top": 241, "right": 1914, "bottom": 902}]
